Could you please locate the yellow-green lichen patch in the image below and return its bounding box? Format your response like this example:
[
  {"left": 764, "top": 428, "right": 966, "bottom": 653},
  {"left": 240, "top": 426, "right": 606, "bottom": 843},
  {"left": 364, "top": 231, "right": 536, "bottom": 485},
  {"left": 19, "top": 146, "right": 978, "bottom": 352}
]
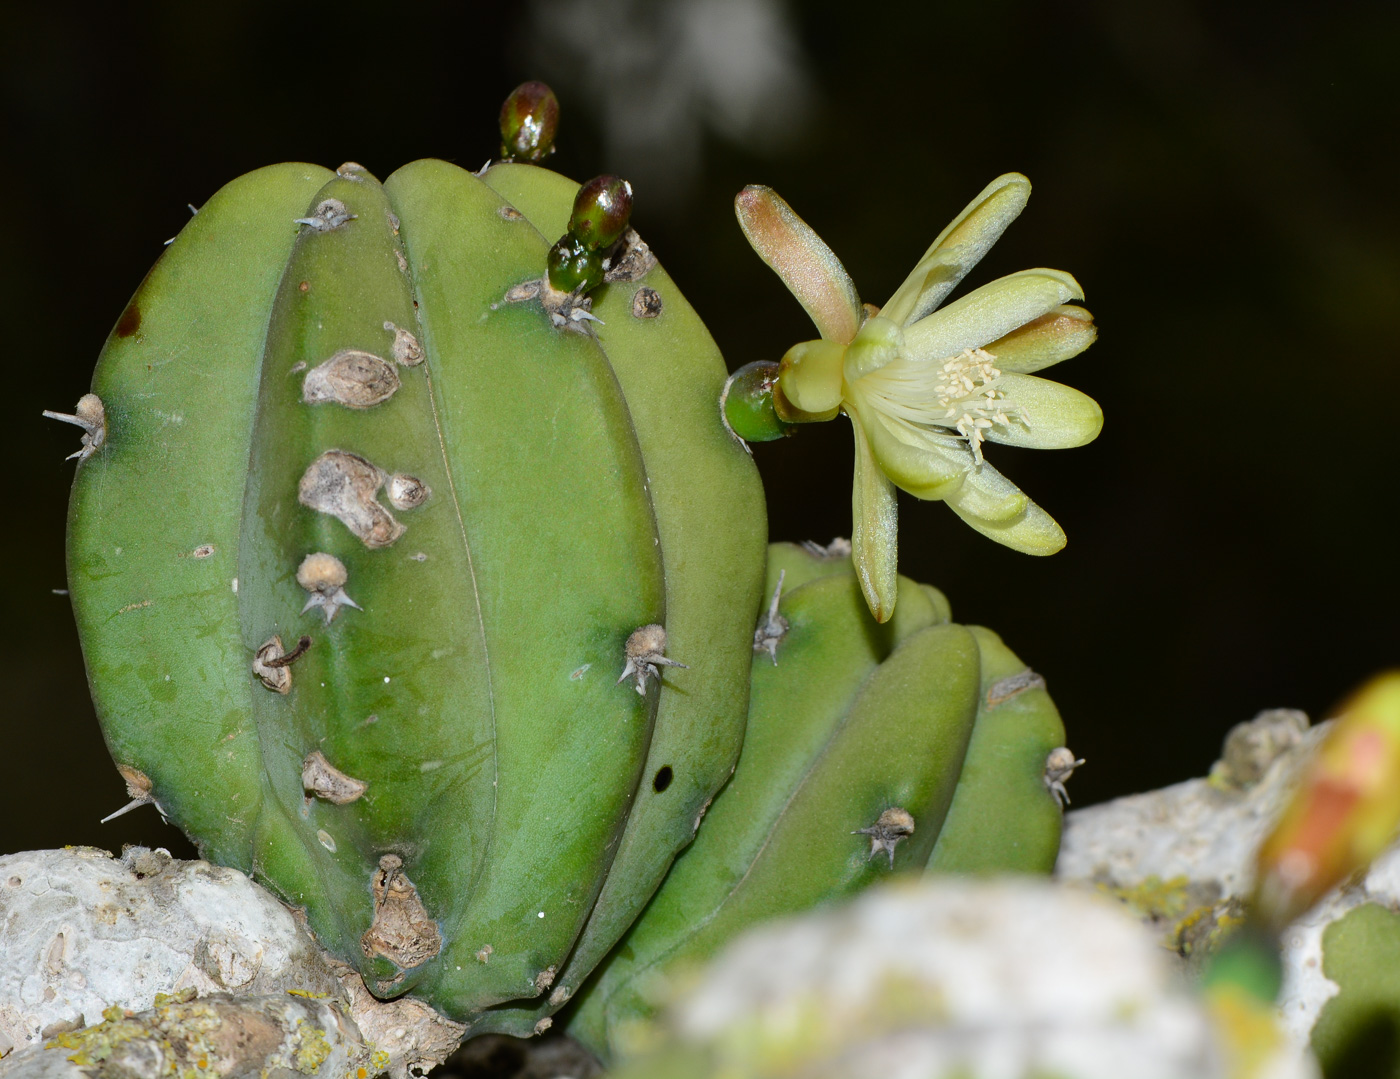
[
  {"left": 1095, "top": 875, "right": 1241, "bottom": 970},
  {"left": 291, "top": 1019, "right": 332, "bottom": 1074},
  {"left": 46, "top": 996, "right": 226, "bottom": 1075},
  {"left": 41, "top": 994, "right": 355, "bottom": 1079}
]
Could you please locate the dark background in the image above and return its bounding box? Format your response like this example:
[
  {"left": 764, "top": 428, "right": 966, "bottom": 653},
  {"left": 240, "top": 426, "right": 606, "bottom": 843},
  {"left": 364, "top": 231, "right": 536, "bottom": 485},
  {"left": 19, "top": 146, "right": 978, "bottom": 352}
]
[{"left": 3, "top": 0, "right": 1397, "bottom": 857}]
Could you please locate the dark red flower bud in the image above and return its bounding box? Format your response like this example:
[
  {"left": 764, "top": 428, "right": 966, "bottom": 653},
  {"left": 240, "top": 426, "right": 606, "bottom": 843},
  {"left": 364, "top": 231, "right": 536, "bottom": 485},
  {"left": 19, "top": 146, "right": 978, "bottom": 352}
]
[
  {"left": 569, "top": 175, "right": 633, "bottom": 251},
  {"left": 499, "top": 81, "right": 560, "bottom": 163}
]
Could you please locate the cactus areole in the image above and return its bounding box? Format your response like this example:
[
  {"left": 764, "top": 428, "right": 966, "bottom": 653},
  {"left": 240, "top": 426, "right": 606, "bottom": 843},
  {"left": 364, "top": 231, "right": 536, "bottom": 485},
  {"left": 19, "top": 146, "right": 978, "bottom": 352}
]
[{"left": 60, "top": 151, "right": 768, "bottom": 1029}]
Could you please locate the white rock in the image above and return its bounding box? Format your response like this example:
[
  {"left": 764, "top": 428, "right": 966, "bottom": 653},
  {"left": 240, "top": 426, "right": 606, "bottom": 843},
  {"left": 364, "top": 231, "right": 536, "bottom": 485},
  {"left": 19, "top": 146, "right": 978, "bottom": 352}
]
[
  {"left": 1056, "top": 708, "right": 1400, "bottom": 1069},
  {"left": 0, "top": 846, "right": 339, "bottom": 1056},
  {"left": 0, "top": 848, "right": 464, "bottom": 1078},
  {"left": 1056, "top": 713, "right": 1326, "bottom": 898},
  {"left": 655, "top": 877, "right": 1312, "bottom": 1079}
]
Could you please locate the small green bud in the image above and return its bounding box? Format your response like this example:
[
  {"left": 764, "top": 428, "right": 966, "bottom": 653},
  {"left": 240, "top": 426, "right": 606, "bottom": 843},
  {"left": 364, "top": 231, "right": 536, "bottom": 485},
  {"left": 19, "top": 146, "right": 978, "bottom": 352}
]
[
  {"left": 547, "top": 236, "right": 604, "bottom": 295},
  {"left": 499, "top": 81, "right": 560, "bottom": 163},
  {"left": 720, "top": 361, "right": 796, "bottom": 443},
  {"left": 569, "top": 175, "right": 633, "bottom": 251}
]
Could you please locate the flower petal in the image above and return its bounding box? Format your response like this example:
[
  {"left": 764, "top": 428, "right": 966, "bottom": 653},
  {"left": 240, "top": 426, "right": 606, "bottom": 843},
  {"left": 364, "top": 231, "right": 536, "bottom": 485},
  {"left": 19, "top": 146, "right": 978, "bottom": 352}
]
[
  {"left": 903, "top": 269, "right": 1084, "bottom": 363},
  {"left": 946, "top": 472, "right": 1067, "bottom": 556},
  {"left": 882, "top": 173, "right": 1031, "bottom": 327},
  {"left": 849, "top": 409, "right": 899, "bottom": 623},
  {"left": 855, "top": 401, "right": 970, "bottom": 501},
  {"left": 984, "top": 305, "right": 1097, "bottom": 374},
  {"left": 984, "top": 374, "right": 1103, "bottom": 450},
  {"left": 735, "top": 186, "right": 863, "bottom": 345},
  {"left": 940, "top": 461, "right": 1028, "bottom": 524}
]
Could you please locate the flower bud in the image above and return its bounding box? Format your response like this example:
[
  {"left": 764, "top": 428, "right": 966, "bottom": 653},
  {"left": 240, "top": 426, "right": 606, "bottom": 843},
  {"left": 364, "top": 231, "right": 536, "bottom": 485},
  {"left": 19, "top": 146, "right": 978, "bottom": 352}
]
[
  {"left": 547, "top": 236, "right": 604, "bottom": 295},
  {"left": 569, "top": 175, "right": 633, "bottom": 251},
  {"left": 499, "top": 81, "right": 560, "bottom": 163}
]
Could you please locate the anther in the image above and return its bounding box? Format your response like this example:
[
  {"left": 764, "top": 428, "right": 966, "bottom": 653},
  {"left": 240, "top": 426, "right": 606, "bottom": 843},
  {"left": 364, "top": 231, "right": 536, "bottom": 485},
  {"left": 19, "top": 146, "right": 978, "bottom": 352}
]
[{"left": 933, "top": 347, "right": 1028, "bottom": 463}]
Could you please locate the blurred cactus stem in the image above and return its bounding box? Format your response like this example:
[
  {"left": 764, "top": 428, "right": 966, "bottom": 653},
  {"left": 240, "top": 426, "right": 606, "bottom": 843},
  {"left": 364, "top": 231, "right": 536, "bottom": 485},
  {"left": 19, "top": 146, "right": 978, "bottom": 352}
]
[{"left": 498, "top": 80, "right": 560, "bottom": 163}]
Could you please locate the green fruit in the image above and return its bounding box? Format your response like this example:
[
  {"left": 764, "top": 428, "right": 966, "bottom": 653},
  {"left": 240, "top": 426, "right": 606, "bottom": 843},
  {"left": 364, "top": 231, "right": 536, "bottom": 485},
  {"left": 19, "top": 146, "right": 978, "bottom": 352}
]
[
  {"left": 567, "top": 541, "right": 1068, "bottom": 1059},
  {"left": 61, "top": 156, "right": 765, "bottom": 1028},
  {"left": 546, "top": 235, "right": 604, "bottom": 294}
]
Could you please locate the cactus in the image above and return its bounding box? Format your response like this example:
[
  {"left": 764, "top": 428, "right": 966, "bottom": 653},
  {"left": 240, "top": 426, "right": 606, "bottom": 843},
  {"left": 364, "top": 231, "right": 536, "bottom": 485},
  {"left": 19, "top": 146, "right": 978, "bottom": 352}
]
[
  {"left": 564, "top": 541, "right": 1072, "bottom": 1058},
  {"left": 50, "top": 81, "right": 1099, "bottom": 1045},
  {"left": 58, "top": 110, "right": 766, "bottom": 1027}
]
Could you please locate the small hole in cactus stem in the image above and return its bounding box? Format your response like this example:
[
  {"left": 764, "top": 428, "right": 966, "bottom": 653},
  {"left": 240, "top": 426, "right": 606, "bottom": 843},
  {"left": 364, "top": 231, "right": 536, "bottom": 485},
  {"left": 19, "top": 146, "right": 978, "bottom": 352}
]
[{"left": 653, "top": 766, "right": 673, "bottom": 792}]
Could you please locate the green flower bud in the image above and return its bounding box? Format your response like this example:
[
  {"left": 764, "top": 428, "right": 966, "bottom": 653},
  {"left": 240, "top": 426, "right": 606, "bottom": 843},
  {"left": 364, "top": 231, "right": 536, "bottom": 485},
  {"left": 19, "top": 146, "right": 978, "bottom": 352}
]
[
  {"left": 720, "top": 361, "right": 796, "bottom": 443},
  {"left": 547, "top": 235, "right": 604, "bottom": 294},
  {"left": 499, "top": 81, "right": 560, "bottom": 163},
  {"left": 569, "top": 175, "right": 633, "bottom": 251}
]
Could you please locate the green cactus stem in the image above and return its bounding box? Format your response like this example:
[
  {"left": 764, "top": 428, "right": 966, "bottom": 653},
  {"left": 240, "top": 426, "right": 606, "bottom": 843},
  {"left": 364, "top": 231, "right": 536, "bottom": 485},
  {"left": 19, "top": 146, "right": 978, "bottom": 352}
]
[{"left": 463, "top": 160, "right": 768, "bottom": 1038}]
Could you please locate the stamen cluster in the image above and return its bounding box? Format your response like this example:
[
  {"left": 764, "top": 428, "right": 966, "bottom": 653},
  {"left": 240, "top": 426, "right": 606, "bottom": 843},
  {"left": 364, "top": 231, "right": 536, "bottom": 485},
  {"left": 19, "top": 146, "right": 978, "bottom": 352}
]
[{"left": 934, "top": 348, "right": 1029, "bottom": 463}]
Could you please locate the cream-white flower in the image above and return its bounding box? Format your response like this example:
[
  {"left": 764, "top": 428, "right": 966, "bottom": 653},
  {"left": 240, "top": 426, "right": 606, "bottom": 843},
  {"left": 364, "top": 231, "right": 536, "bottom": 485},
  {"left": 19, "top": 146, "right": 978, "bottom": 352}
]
[{"left": 736, "top": 174, "right": 1102, "bottom": 621}]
